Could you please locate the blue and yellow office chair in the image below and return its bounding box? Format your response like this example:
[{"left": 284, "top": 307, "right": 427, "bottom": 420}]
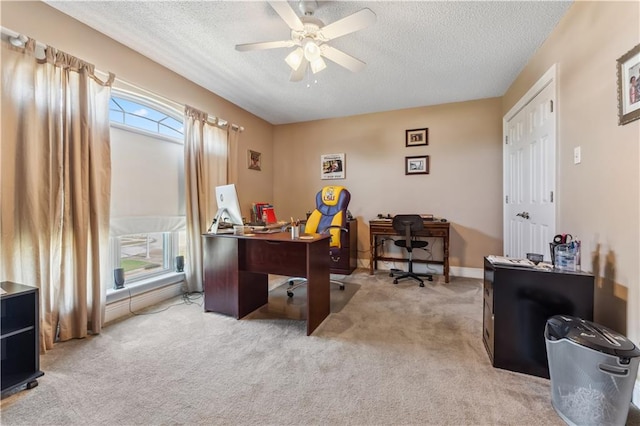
[{"left": 287, "top": 185, "right": 351, "bottom": 297}]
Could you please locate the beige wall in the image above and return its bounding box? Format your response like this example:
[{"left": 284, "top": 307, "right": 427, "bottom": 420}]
[
  {"left": 504, "top": 0, "right": 640, "bottom": 342},
  {"left": 273, "top": 98, "right": 504, "bottom": 270},
  {"left": 0, "top": 0, "right": 275, "bottom": 220}
]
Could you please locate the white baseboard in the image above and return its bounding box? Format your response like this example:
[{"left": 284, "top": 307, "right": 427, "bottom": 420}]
[
  {"left": 105, "top": 281, "right": 184, "bottom": 324},
  {"left": 355, "top": 258, "right": 483, "bottom": 280},
  {"left": 450, "top": 266, "right": 484, "bottom": 279}
]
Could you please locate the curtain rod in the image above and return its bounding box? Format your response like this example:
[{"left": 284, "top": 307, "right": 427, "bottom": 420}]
[
  {"left": 109, "top": 77, "right": 244, "bottom": 132},
  {"left": 1, "top": 26, "right": 46, "bottom": 56},
  {"left": 1, "top": 26, "right": 244, "bottom": 133}
]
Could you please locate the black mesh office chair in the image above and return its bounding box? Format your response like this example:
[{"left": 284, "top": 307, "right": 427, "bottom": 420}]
[{"left": 389, "top": 214, "right": 433, "bottom": 287}]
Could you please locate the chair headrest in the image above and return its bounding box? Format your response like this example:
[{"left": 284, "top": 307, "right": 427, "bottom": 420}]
[
  {"left": 316, "top": 186, "right": 350, "bottom": 215},
  {"left": 392, "top": 214, "right": 424, "bottom": 232}
]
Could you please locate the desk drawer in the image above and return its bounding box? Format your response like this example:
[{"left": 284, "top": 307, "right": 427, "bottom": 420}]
[
  {"left": 241, "top": 240, "right": 306, "bottom": 277},
  {"left": 420, "top": 229, "right": 447, "bottom": 238},
  {"left": 483, "top": 280, "right": 493, "bottom": 313},
  {"left": 330, "top": 248, "right": 352, "bottom": 274},
  {"left": 483, "top": 298, "right": 494, "bottom": 360},
  {"left": 369, "top": 224, "right": 391, "bottom": 234}
]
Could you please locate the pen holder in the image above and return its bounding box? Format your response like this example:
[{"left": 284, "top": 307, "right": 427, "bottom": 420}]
[{"left": 290, "top": 225, "right": 300, "bottom": 239}]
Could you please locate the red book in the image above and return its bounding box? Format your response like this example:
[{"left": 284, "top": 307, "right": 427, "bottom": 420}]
[{"left": 262, "top": 207, "right": 277, "bottom": 224}]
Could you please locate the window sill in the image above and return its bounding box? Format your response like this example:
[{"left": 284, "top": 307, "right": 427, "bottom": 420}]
[{"left": 106, "top": 271, "right": 185, "bottom": 304}]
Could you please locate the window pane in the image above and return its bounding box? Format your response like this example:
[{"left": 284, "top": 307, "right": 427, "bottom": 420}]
[
  {"left": 161, "top": 116, "right": 183, "bottom": 131},
  {"left": 178, "top": 231, "right": 187, "bottom": 257},
  {"left": 110, "top": 96, "right": 183, "bottom": 137},
  {"left": 109, "top": 109, "right": 124, "bottom": 124},
  {"left": 159, "top": 124, "right": 183, "bottom": 139},
  {"left": 119, "top": 232, "right": 168, "bottom": 280},
  {"left": 124, "top": 114, "right": 159, "bottom": 133}
]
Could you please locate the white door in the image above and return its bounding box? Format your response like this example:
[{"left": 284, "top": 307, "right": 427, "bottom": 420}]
[{"left": 504, "top": 76, "right": 556, "bottom": 260}]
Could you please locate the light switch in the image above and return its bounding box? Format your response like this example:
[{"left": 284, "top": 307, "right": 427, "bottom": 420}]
[{"left": 574, "top": 146, "right": 581, "bottom": 164}]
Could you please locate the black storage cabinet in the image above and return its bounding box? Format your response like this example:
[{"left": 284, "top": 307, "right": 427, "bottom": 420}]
[
  {"left": 483, "top": 258, "right": 594, "bottom": 378},
  {"left": 1, "top": 281, "right": 44, "bottom": 397}
]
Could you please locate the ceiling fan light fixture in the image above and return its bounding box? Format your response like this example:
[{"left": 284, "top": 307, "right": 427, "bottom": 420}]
[
  {"left": 285, "top": 47, "right": 304, "bottom": 71},
  {"left": 238, "top": 2, "right": 376, "bottom": 81},
  {"left": 310, "top": 57, "right": 326, "bottom": 74},
  {"left": 302, "top": 38, "right": 321, "bottom": 62}
]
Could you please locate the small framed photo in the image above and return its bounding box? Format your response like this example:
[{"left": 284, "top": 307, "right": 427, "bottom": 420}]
[
  {"left": 617, "top": 43, "right": 640, "bottom": 125},
  {"left": 321, "top": 153, "right": 345, "bottom": 180},
  {"left": 248, "top": 149, "right": 261, "bottom": 171},
  {"left": 405, "top": 155, "right": 429, "bottom": 175},
  {"left": 406, "top": 128, "right": 428, "bottom": 147}
]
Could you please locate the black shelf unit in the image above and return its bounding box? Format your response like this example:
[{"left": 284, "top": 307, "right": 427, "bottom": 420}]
[
  {"left": 483, "top": 258, "right": 594, "bottom": 378},
  {"left": 1, "top": 281, "right": 44, "bottom": 397}
]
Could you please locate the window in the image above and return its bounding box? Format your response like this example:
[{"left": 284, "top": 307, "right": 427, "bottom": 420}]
[
  {"left": 109, "top": 92, "right": 185, "bottom": 284},
  {"left": 113, "top": 231, "right": 186, "bottom": 281},
  {"left": 109, "top": 96, "right": 183, "bottom": 139}
]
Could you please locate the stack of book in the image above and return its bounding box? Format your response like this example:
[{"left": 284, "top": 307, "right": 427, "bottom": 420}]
[{"left": 251, "top": 202, "right": 277, "bottom": 224}]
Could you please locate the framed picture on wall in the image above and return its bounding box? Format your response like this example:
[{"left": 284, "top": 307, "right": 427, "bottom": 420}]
[
  {"left": 321, "top": 153, "right": 345, "bottom": 179},
  {"left": 617, "top": 43, "right": 640, "bottom": 125},
  {"left": 248, "top": 149, "right": 261, "bottom": 171},
  {"left": 405, "top": 155, "right": 429, "bottom": 175},
  {"left": 405, "top": 128, "right": 428, "bottom": 147}
]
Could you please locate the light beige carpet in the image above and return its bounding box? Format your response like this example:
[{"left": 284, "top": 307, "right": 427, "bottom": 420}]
[{"left": 1, "top": 270, "right": 638, "bottom": 425}]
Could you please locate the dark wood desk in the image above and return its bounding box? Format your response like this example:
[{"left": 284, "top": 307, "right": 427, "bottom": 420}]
[
  {"left": 202, "top": 232, "right": 330, "bottom": 335},
  {"left": 369, "top": 219, "right": 450, "bottom": 283},
  {"left": 483, "top": 257, "right": 594, "bottom": 378}
]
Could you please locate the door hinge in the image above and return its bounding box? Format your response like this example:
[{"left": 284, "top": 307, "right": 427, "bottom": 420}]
[
  {"left": 505, "top": 135, "right": 509, "bottom": 144},
  {"left": 550, "top": 191, "right": 554, "bottom": 202},
  {"left": 550, "top": 100, "right": 554, "bottom": 113},
  {"left": 505, "top": 195, "right": 509, "bottom": 203}
]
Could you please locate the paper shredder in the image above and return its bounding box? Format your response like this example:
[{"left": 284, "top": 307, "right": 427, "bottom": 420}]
[{"left": 545, "top": 315, "right": 640, "bottom": 426}]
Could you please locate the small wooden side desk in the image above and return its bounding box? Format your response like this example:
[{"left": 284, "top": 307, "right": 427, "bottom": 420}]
[{"left": 369, "top": 219, "right": 450, "bottom": 283}]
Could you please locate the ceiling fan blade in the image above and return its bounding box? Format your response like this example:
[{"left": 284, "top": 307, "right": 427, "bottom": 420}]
[
  {"left": 268, "top": 1, "right": 304, "bottom": 31},
  {"left": 320, "top": 45, "right": 366, "bottom": 73},
  {"left": 235, "top": 40, "right": 295, "bottom": 51},
  {"left": 317, "top": 8, "right": 376, "bottom": 41},
  {"left": 290, "top": 58, "right": 309, "bottom": 82}
]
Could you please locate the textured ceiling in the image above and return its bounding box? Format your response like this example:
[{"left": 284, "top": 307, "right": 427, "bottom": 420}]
[{"left": 45, "top": 1, "right": 572, "bottom": 125}]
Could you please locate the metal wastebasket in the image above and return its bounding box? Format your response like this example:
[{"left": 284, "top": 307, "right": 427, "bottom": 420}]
[{"left": 545, "top": 315, "right": 640, "bottom": 426}]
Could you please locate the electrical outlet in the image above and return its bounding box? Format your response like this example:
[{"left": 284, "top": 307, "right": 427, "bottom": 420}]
[{"left": 573, "top": 146, "right": 581, "bottom": 164}]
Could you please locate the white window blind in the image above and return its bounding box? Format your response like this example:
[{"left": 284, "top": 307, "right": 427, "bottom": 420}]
[{"left": 110, "top": 126, "right": 185, "bottom": 236}]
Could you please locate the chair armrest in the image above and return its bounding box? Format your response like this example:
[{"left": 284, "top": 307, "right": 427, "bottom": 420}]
[{"left": 320, "top": 225, "right": 348, "bottom": 234}]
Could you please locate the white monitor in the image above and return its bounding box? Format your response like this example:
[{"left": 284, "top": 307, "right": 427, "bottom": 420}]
[{"left": 209, "top": 184, "right": 244, "bottom": 234}]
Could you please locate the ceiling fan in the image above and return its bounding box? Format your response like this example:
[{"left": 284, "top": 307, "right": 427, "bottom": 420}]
[{"left": 235, "top": 1, "right": 376, "bottom": 82}]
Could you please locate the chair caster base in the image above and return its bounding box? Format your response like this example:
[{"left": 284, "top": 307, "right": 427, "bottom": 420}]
[
  {"left": 419, "top": 282, "right": 425, "bottom": 287},
  {"left": 427, "top": 276, "right": 433, "bottom": 282},
  {"left": 393, "top": 279, "right": 398, "bottom": 284},
  {"left": 287, "top": 291, "right": 294, "bottom": 298}
]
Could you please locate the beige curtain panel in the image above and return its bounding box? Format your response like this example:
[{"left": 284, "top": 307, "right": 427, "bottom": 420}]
[
  {"left": 183, "top": 106, "right": 233, "bottom": 292},
  {"left": 227, "top": 126, "right": 240, "bottom": 185},
  {"left": 1, "top": 38, "right": 114, "bottom": 351}
]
